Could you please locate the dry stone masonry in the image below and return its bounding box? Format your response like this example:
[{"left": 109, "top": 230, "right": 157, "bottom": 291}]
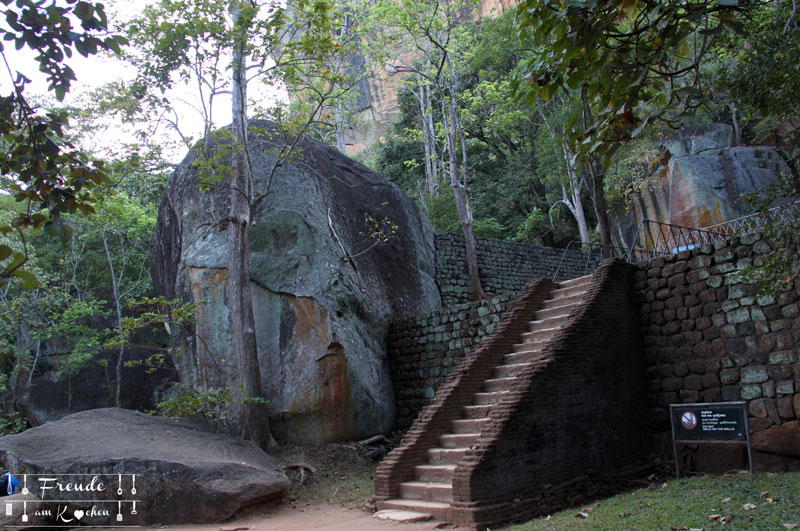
[
  {"left": 388, "top": 295, "right": 514, "bottom": 428},
  {"left": 634, "top": 233, "right": 800, "bottom": 470},
  {"left": 434, "top": 233, "right": 601, "bottom": 305}
]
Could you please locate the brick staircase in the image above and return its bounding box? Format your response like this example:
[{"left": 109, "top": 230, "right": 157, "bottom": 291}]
[{"left": 376, "top": 274, "right": 593, "bottom": 522}]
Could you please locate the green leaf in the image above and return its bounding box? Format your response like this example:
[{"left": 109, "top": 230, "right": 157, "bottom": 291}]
[
  {"left": 11, "top": 269, "right": 38, "bottom": 289},
  {"left": 0, "top": 245, "right": 11, "bottom": 262}
]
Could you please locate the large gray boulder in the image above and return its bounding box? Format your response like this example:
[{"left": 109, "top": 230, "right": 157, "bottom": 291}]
[
  {"left": 0, "top": 408, "right": 290, "bottom": 526},
  {"left": 613, "top": 123, "right": 789, "bottom": 246},
  {"left": 151, "top": 121, "right": 441, "bottom": 442}
]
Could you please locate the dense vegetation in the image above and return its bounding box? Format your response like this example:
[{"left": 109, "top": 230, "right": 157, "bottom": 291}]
[{"left": 0, "top": 0, "right": 797, "bottom": 440}]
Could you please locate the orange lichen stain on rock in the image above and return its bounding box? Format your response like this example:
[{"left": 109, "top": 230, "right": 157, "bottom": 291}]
[
  {"left": 188, "top": 267, "right": 229, "bottom": 390},
  {"left": 696, "top": 205, "right": 715, "bottom": 228},
  {"left": 654, "top": 164, "right": 671, "bottom": 187},
  {"left": 318, "top": 346, "right": 352, "bottom": 439},
  {"left": 669, "top": 165, "right": 698, "bottom": 227},
  {"left": 291, "top": 296, "right": 329, "bottom": 347},
  {"left": 285, "top": 296, "right": 354, "bottom": 440}
]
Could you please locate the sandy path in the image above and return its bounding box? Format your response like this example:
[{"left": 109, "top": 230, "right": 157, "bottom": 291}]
[{"left": 95, "top": 502, "right": 455, "bottom": 531}]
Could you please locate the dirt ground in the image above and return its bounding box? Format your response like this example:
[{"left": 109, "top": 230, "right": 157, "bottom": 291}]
[
  {"left": 99, "top": 501, "right": 452, "bottom": 531},
  {"left": 93, "top": 442, "right": 458, "bottom": 531}
]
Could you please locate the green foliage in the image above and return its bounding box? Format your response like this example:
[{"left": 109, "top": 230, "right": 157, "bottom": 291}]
[
  {"left": 153, "top": 382, "right": 270, "bottom": 434},
  {"left": 604, "top": 134, "right": 664, "bottom": 213},
  {"left": 424, "top": 188, "right": 505, "bottom": 238},
  {"left": 153, "top": 383, "right": 233, "bottom": 432},
  {"left": 735, "top": 174, "right": 800, "bottom": 297},
  {"left": 513, "top": 0, "right": 747, "bottom": 163},
  {"left": 119, "top": 297, "right": 196, "bottom": 368},
  {"left": 710, "top": 8, "right": 800, "bottom": 133},
  {"left": 0, "top": 372, "right": 26, "bottom": 435},
  {"left": 46, "top": 299, "right": 111, "bottom": 380},
  {"left": 0, "top": 0, "right": 127, "bottom": 285},
  {"left": 513, "top": 208, "right": 547, "bottom": 242}
]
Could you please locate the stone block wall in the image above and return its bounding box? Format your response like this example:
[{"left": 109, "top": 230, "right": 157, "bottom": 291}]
[
  {"left": 387, "top": 294, "right": 514, "bottom": 428},
  {"left": 434, "top": 233, "right": 600, "bottom": 305},
  {"left": 634, "top": 234, "right": 800, "bottom": 468}
]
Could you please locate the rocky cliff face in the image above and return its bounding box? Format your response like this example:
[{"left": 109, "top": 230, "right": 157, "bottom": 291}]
[
  {"left": 614, "top": 124, "right": 789, "bottom": 246},
  {"left": 341, "top": 0, "right": 519, "bottom": 157},
  {"left": 151, "top": 121, "right": 441, "bottom": 442}
]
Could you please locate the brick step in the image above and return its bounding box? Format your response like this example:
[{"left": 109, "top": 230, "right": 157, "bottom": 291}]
[
  {"left": 462, "top": 404, "right": 492, "bottom": 418},
  {"left": 377, "top": 499, "right": 452, "bottom": 521},
  {"left": 493, "top": 362, "right": 533, "bottom": 379},
  {"left": 540, "top": 292, "right": 585, "bottom": 310},
  {"left": 483, "top": 377, "right": 517, "bottom": 393},
  {"left": 440, "top": 432, "right": 480, "bottom": 448},
  {"left": 399, "top": 481, "right": 454, "bottom": 502},
  {"left": 451, "top": 417, "right": 491, "bottom": 434},
  {"left": 428, "top": 447, "right": 470, "bottom": 464},
  {"left": 558, "top": 274, "right": 593, "bottom": 288},
  {"left": 414, "top": 464, "right": 456, "bottom": 483},
  {"left": 548, "top": 281, "right": 591, "bottom": 300},
  {"left": 511, "top": 340, "right": 547, "bottom": 353},
  {"left": 527, "top": 313, "right": 571, "bottom": 331},
  {"left": 473, "top": 390, "right": 508, "bottom": 405},
  {"left": 504, "top": 349, "right": 546, "bottom": 365},
  {"left": 520, "top": 327, "right": 559, "bottom": 343}
]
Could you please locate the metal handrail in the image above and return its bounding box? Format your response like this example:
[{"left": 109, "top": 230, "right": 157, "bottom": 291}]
[
  {"left": 551, "top": 240, "right": 632, "bottom": 280},
  {"left": 552, "top": 199, "right": 800, "bottom": 277}
]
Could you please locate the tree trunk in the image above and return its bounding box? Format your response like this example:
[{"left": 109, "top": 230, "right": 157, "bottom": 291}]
[
  {"left": 587, "top": 159, "right": 613, "bottom": 257},
  {"left": 416, "top": 76, "right": 438, "bottom": 196},
  {"left": 580, "top": 89, "right": 613, "bottom": 256},
  {"left": 562, "top": 146, "right": 591, "bottom": 244},
  {"left": 101, "top": 232, "right": 125, "bottom": 408},
  {"left": 443, "top": 55, "right": 485, "bottom": 300},
  {"left": 230, "top": 2, "right": 276, "bottom": 450},
  {"left": 562, "top": 184, "right": 591, "bottom": 245},
  {"left": 335, "top": 103, "right": 346, "bottom": 153}
]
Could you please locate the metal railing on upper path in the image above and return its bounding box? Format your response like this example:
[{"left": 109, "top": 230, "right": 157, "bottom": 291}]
[{"left": 551, "top": 200, "right": 800, "bottom": 280}]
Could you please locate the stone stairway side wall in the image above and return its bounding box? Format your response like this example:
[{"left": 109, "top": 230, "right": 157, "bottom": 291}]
[
  {"left": 635, "top": 233, "right": 800, "bottom": 471},
  {"left": 388, "top": 294, "right": 516, "bottom": 429},
  {"left": 375, "top": 278, "right": 558, "bottom": 502},
  {"left": 434, "top": 233, "right": 601, "bottom": 306},
  {"left": 449, "top": 259, "right": 651, "bottom": 529}
]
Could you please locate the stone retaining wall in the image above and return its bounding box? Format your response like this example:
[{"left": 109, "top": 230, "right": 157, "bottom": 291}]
[
  {"left": 434, "top": 233, "right": 600, "bottom": 305},
  {"left": 387, "top": 294, "right": 514, "bottom": 428},
  {"left": 634, "top": 234, "right": 800, "bottom": 470}
]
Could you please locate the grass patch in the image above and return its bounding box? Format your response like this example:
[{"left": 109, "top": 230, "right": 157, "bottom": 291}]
[
  {"left": 272, "top": 442, "right": 378, "bottom": 510},
  {"left": 508, "top": 472, "right": 800, "bottom": 531}
]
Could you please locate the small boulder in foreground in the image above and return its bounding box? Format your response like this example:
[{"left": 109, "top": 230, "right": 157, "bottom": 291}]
[{"left": 0, "top": 408, "right": 290, "bottom": 526}]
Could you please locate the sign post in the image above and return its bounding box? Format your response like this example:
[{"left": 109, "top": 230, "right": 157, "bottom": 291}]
[{"left": 669, "top": 401, "right": 753, "bottom": 477}]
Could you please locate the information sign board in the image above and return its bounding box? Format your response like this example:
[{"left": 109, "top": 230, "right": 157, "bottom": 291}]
[
  {"left": 669, "top": 401, "right": 753, "bottom": 476},
  {"left": 671, "top": 403, "right": 747, "bottom": 442}
]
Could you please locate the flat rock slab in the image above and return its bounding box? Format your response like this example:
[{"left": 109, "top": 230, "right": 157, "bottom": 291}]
[
  {"left": 0, "top": 408, "right": 290, "bottom": 526},
  {"left": 374, "top": 509, "right": 434, "bottom": 523},
  {"left": 0, "top": 493, "right": 51, "bottom": 529}
]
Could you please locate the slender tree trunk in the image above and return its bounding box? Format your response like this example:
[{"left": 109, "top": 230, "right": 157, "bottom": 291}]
[
  {"left": 335, "top": 103, "right": 346, "bottom": 153},
  {"left": 587, "top": 159, "right": 613, "bottom": 256},
  {"left": 562, "top": 184, "right": 591, "bottom": 245},
  {"left": 730, "top": 102, "right": 740, "bottom": 147},
  {"left": 580, "top": 89, "right": 613, "bottom": 256},
  {"left": 443, "top": 55, "right": 485, "bottom": 300},
  {"left": 416, "top": 75, "right": 438, "bottom": 196},
  {"left": 562, "top": 146, "right": 591, "bottom": 244},
  {"left": 230, "top": 2, "right": 276, "bottom": 450},
  {"left": 101, "top": 232, "right": 125, "bottom": 408}
]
